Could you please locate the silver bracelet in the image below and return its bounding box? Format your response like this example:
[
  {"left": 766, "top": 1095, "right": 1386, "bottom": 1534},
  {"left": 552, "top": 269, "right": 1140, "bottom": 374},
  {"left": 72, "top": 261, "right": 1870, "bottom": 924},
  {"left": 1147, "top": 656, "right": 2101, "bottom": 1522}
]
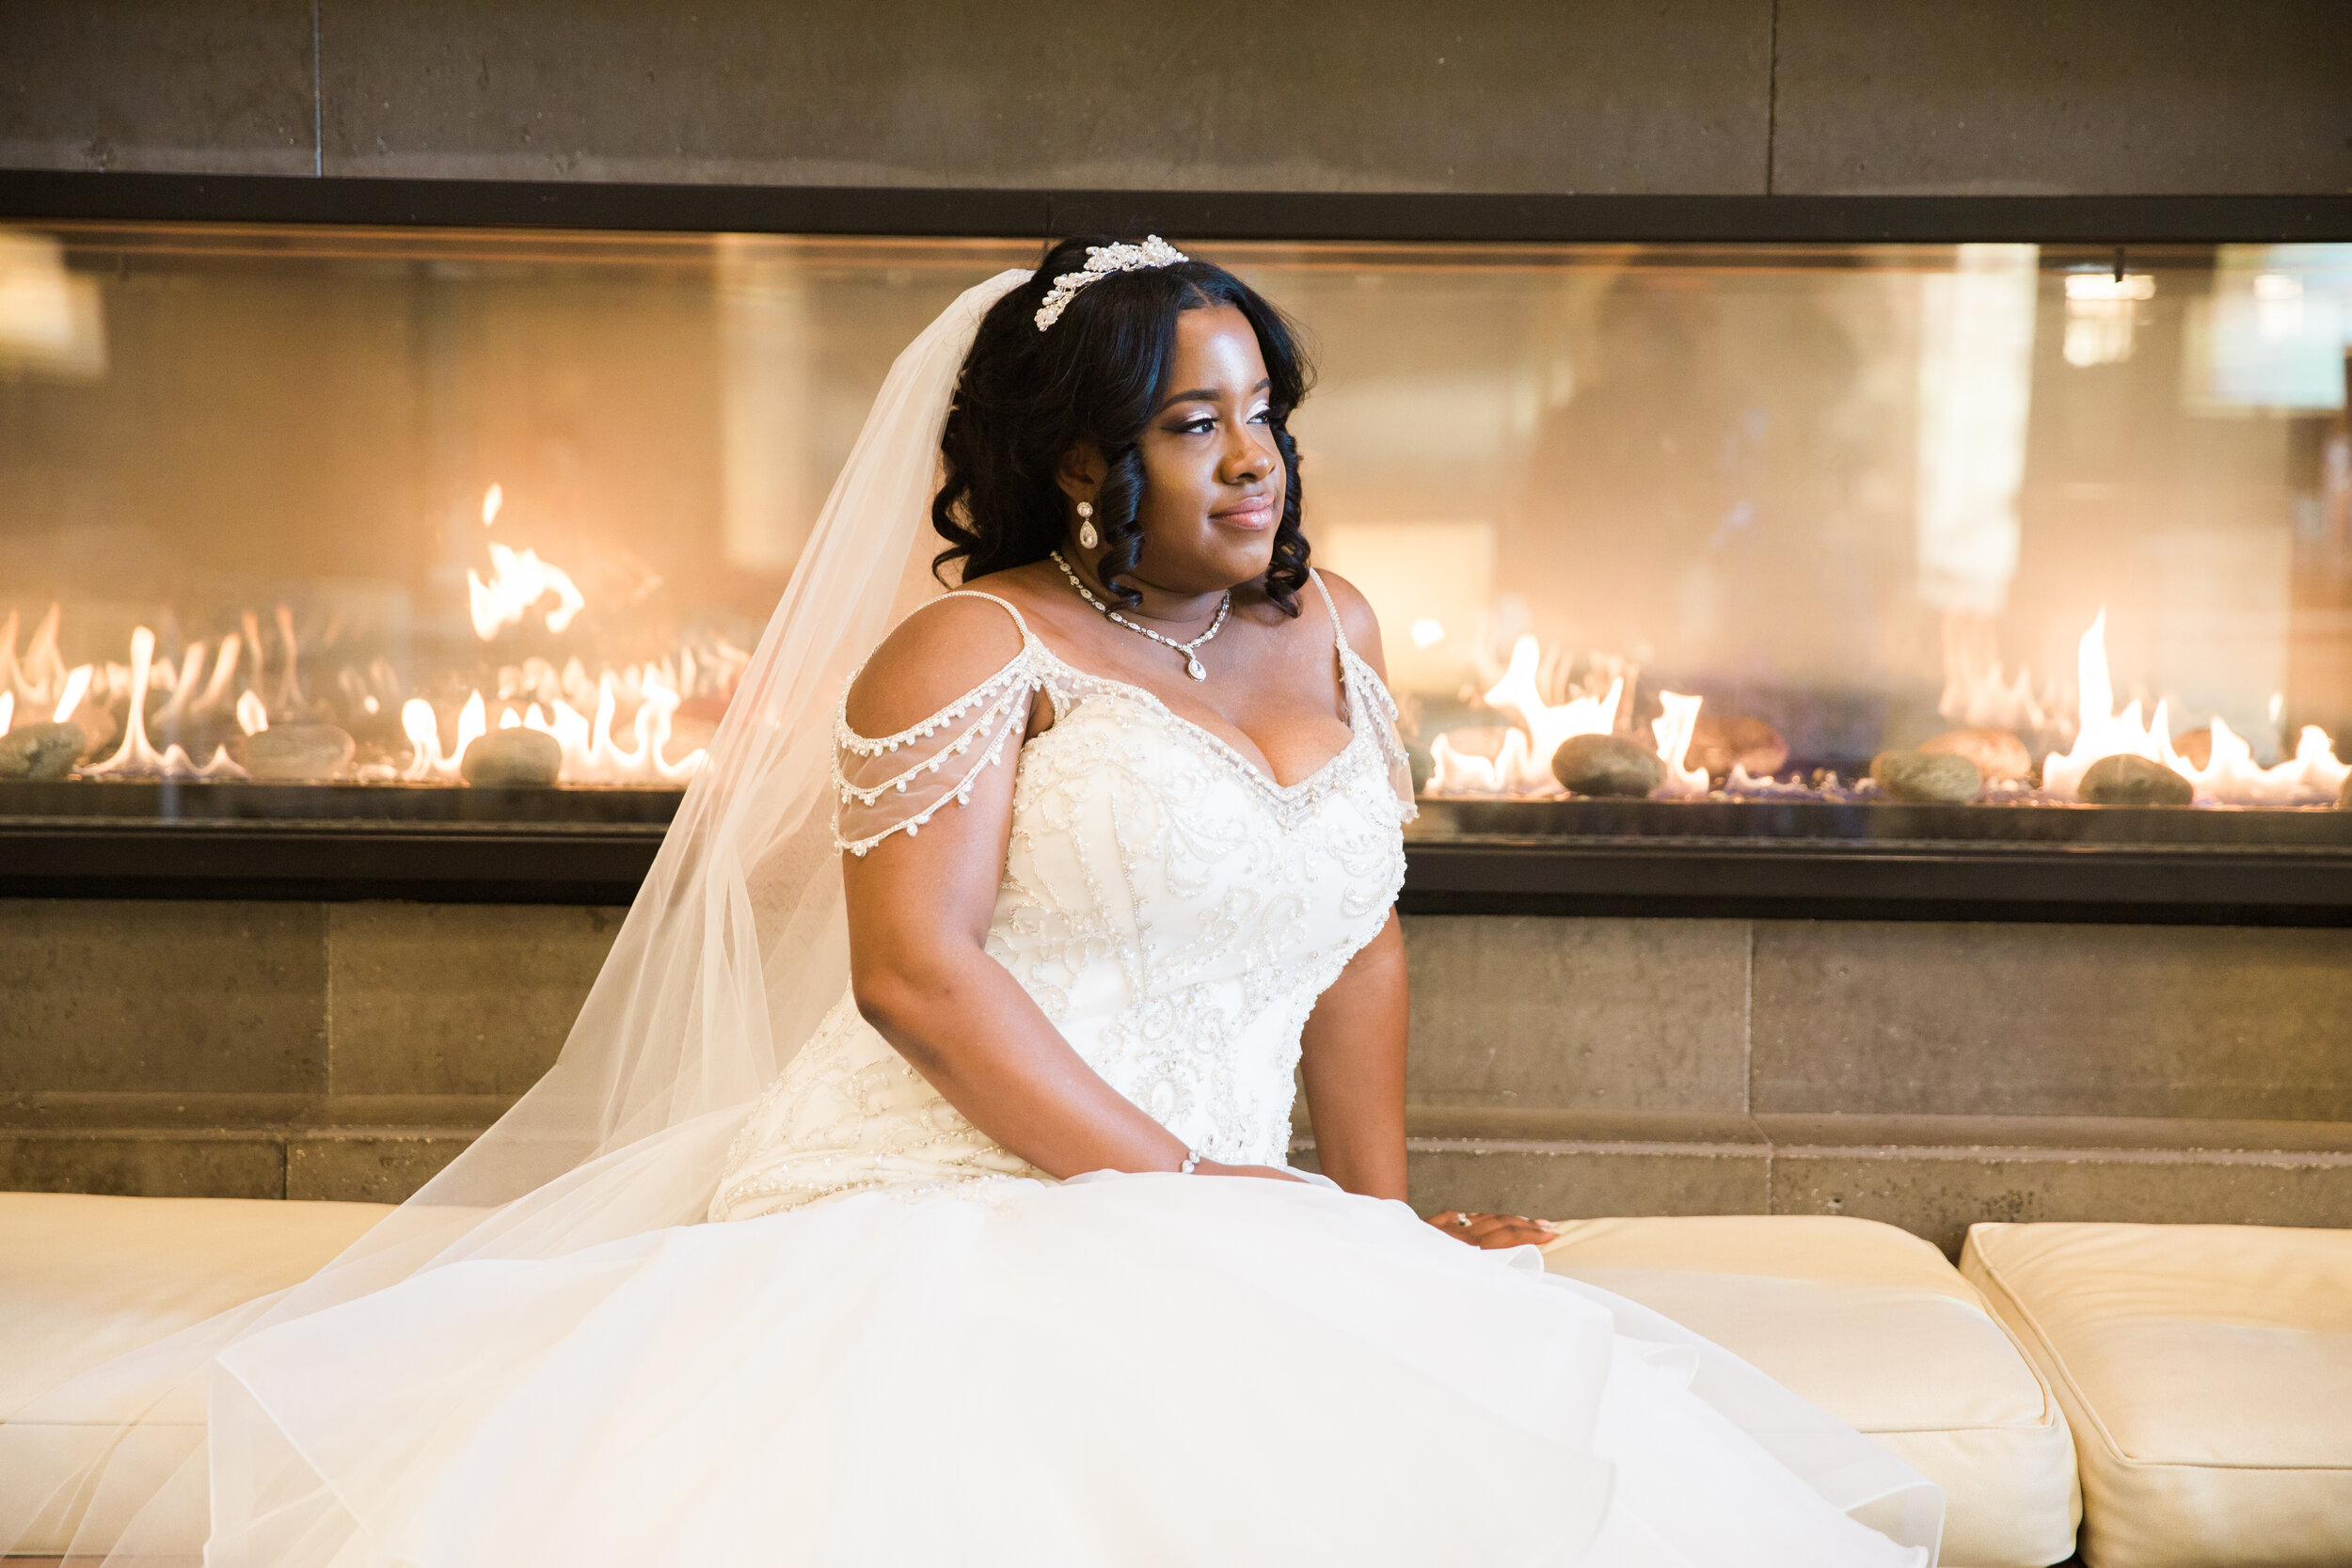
[{"left": 1177, "top": 1148, "right": 1200, "bottom": 1175}]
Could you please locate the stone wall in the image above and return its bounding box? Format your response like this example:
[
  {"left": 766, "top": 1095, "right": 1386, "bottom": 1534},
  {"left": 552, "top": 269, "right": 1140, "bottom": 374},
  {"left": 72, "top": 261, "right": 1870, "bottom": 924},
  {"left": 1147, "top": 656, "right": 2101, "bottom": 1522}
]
[
  {"left": 0, "top": 901, "right": 624, "bottom": 1203},
  {"left": 3, "top": 0, "right": 2348, "bottom": 196},
  {"left": 1391, "top": 917, "right": 2352, "bottom": 1254},
  {"left": 8, "top": 901, "right": 2349, "bottom": 1253}
]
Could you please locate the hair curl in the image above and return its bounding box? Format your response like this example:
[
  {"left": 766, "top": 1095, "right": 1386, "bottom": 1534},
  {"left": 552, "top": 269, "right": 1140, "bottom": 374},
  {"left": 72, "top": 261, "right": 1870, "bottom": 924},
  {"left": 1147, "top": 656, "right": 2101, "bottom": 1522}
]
[{"left": 932, "top": 236, "right": 1315, "bottom": 614}]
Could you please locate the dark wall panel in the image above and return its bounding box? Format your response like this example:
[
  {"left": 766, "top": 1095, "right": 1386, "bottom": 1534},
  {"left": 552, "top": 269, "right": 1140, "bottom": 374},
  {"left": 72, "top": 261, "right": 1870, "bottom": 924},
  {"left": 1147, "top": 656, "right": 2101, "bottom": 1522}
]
[
  {"left": 0, "top": 0, "right": 317, "bottom": 175},
  {"left": 1772, "top": 0, "right": 2352, "bottom": 195},
  {"left": 8, "top": 2, "right": 2344, "bottom": 197},
  {"left": 312, "top": 0, "right": 1772, "bottom": 193}
]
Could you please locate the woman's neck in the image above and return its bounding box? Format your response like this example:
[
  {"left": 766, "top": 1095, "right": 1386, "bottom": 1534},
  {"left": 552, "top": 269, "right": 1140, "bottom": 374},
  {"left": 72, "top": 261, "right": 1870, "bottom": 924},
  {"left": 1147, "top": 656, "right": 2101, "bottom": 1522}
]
[{"left": 1060, "top": 547, "right": 1234, "bottom": 628}]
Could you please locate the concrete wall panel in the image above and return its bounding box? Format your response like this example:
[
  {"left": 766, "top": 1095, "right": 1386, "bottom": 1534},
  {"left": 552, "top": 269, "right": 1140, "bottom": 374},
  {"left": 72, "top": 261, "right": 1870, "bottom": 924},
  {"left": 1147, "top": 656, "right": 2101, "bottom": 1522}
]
[
  {"left": 0, "top": 900, "right": 327, "bottom": 1097},
  {"left": 311, "top": 0, "right": 1771, "bottom": 192},
  {"left": 5, "top": 1, "right": 2344, "bottom": 197},
  {"left": 326, "top": 903, "right": 625, "bottom": 1097},
  {"left": 0, "top": 1132, "right": 284, "bottom": 1198},
  {"left": 1772, "top": 0, "right": 2352, "bottom": 195},
  {"left": 1408, "top": 1140, "right": 1772, "bottom": 1221},
  {"left": 0, "top": 0, "right": 317, "bottom": 174},
  {"left": 1773, "top": 1146, "right": 2352, "bottom": 1257},
  {"left": 1403, "top": 915, "right": 1751, "bottom": 1114},
  {"left": 288, "top": 1132, "right": 477, "bottom": 1202},
  {"left": 1749, "top": 921, "right": 2352, "bottom": 1121}
]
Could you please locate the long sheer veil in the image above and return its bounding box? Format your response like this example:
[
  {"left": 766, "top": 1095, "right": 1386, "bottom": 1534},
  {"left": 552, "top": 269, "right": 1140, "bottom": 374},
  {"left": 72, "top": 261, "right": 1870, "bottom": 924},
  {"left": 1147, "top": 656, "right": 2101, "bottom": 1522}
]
[{"left": 2, "top": 266, "right": 1034, "bottom": 1566}]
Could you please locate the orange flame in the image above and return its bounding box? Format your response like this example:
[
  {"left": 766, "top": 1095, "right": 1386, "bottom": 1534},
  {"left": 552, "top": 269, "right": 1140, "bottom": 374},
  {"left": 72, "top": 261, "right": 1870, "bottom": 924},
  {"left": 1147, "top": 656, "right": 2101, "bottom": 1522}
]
[
  {"left": 1939, "top": 611, "right": 2062, "bottom": 734},
  {"left": 1424, "top": 634, "right": 1710, "bottom": 800},
  {"left": 468, "top": 542, "right": 586, "bottom": 641},
  {"left": 401, "top": 690, "right": 488, "bottom": 781},
  {"left": 1474, "top": 634, "right": 1624, "bottom": 793},
  {"left": 1651, "top": 691, "right": 1710, "bottom": 798},
  {"left": 50, "top": 663, "right": 92, "bottom": 725},
  {"left": 80, "top": 626, "right": 244, "bottom": 779},
  {"left": 2041, "top": 610, "right": 2347, "bottom": 804},
  {"left": 9, "top": 587, "right": 724, "bottom": 786}
]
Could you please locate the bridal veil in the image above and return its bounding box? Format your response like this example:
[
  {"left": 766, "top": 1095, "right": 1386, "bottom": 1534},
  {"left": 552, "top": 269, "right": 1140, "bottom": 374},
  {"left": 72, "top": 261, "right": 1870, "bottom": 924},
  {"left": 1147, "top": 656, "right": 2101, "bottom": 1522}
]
[{"left": 0, "top": 266, "right": 1035, "bottom": 1565}]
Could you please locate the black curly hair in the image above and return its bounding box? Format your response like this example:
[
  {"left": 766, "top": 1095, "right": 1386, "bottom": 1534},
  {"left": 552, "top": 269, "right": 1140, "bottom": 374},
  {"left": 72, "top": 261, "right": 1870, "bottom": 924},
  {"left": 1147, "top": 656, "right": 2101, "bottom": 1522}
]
[{"left": 932, "top": 236, "right": 1315, "bottom": 614}]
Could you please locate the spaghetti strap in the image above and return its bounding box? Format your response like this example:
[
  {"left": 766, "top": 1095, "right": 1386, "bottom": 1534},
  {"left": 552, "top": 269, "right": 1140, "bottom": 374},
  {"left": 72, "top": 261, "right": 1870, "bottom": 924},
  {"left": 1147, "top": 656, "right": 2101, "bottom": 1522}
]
[
  {"left": 1305, "top": 567, "right": 1418, "bottom": 823},
  {"left": 941, "top": 589, "right": 1035, "bottom": 642},
  {"left": 1306, "top": 569, "right": 1351, "bottom": 658}
]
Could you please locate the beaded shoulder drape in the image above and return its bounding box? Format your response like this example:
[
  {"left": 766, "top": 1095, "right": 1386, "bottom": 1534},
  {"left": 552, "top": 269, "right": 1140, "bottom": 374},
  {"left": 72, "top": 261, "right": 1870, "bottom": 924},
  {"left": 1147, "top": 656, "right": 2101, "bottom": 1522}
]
[{"left": 707, "top": 577, "right": 1417, "bottom": 1221}]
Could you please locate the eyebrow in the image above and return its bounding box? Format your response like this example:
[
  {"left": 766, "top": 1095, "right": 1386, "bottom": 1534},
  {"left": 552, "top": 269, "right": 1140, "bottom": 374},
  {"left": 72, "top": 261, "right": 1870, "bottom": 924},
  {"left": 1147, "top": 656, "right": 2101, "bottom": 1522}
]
[{"left": 1156, "top": 377, "right": 1272, "bottom": 415}]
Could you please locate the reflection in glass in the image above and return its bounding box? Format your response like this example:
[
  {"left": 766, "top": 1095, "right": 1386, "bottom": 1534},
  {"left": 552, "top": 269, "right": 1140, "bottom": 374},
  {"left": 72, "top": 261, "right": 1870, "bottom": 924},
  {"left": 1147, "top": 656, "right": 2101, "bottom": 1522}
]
[{"left": 1, "top": 227, "right": 2347, "bottom": 832}]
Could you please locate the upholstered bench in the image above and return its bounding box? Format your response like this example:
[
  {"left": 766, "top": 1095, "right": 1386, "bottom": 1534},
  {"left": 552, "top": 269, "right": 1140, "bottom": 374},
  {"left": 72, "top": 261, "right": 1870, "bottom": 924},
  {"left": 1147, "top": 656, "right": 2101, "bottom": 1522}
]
[
  {"left": 5, "top": 1195, "right": 2087, "bottom": 1563},
  {"left": 0, "top": 1192, "right": 393, "bottom": 1557},
  {"left": 1963, "top": 1222, "right": 2352, "bottom": 1568},
  {"left": 1542, "top": 1214, "right": 2082, "bottom": 1568}
]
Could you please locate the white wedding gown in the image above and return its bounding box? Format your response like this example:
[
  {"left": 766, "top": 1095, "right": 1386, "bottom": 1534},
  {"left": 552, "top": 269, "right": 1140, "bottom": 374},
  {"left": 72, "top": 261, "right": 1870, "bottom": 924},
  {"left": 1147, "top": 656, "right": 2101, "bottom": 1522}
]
[{"left": 207, "top": 579, "right": 1937, "bottom": 1567}]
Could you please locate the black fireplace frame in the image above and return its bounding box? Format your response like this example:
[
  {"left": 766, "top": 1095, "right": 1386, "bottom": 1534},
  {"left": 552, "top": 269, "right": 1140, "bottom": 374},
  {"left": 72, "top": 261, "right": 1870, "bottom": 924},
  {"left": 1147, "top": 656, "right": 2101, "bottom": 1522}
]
[
  {"left": 5, "top": 171, "right": 2352, "bottom": 922},
  {"left": 7, "top": 171, "right": 2352, "bottom": 245}
]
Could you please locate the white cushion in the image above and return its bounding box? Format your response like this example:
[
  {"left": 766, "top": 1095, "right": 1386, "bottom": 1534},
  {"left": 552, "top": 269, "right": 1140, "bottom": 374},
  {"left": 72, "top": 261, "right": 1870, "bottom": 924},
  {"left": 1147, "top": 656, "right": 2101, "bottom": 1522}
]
[
  {"left": 1963, "top": 1221, "right": 2352, "bottom": 1568},
  {"left": 0, "top": 1192, "right": 391, "bottom": 1555},
  {"left": 1543, "top": 1214, "right": 2080, "bottom": 1568}
]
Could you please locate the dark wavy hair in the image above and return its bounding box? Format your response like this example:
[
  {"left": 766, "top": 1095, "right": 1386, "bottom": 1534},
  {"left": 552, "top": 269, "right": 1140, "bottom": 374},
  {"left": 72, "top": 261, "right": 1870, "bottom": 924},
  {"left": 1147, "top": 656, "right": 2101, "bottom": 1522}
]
[{"left": 932, "top": 236, "right": 1315, "bottom": 614}]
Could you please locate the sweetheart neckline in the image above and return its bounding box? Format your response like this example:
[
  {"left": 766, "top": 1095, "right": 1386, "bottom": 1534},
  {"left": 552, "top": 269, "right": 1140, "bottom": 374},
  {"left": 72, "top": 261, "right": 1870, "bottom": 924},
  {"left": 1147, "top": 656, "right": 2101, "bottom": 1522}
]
[{"left": 1020, "top": 636, "right": 1374, "bottom": 804}]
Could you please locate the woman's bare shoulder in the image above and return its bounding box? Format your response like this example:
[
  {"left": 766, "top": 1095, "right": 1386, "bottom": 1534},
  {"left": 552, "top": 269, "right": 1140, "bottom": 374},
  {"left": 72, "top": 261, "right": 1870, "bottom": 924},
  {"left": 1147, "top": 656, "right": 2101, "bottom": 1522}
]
[
  {"left": 1308, "top": 567, "right": 1389, "bottom": 680},
  {"left": 843, "top": 592, "right": 1032, "bottom": 739}
]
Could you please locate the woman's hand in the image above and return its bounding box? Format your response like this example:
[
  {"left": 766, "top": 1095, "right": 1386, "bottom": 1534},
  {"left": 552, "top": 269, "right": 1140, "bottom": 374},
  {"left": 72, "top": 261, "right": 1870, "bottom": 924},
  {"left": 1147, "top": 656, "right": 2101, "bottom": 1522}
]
[
  {"left": 1428, "top": 1211, "right": 1559, "bottom": 1250},
  {"left": 1193, "top": 1160, "right": 1311, "bottom": 1183}
]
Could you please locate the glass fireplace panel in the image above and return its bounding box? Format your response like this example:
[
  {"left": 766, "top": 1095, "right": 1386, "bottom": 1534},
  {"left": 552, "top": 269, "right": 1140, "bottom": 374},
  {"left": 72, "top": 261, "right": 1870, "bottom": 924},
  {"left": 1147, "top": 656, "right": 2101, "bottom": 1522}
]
[{"left": 2, "top": 223, "right": 2348, "bottom": 847}]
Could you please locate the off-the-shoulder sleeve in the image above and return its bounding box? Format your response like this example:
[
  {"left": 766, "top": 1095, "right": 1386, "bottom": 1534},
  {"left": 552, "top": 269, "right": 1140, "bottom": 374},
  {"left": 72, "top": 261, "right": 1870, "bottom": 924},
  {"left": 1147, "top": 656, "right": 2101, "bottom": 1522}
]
[{"left": 834, "top": 650, "right": 1040, "bottom": 856}]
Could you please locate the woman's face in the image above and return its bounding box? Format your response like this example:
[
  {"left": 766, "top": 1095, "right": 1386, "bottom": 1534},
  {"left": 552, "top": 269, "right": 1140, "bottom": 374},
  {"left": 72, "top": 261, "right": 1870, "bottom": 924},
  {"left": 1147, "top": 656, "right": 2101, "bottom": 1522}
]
[{"left": 1125, "top": 304, "right": 1284, "bottom": 594}]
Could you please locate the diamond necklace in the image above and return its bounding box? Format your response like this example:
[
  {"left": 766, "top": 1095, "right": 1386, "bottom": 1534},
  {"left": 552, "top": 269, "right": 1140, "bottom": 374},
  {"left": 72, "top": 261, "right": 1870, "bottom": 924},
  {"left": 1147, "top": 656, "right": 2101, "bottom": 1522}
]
[{"left": 1050, "top": 550, "right": 1232, "bottom": 681}]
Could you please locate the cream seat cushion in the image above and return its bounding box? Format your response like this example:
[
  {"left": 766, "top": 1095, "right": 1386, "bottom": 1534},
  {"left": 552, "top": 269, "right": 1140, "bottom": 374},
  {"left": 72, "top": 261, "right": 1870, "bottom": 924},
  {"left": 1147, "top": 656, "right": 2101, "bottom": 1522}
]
[
  {"left": 1963, "top": 1221, "right": 2352, "bottom": 1568},
  {"left": 0, "top": 1192, "right": 392, "bottom": 1557},
  {"left": 1543, "top": 1214, "right": 2080, "bottom": 1568}
]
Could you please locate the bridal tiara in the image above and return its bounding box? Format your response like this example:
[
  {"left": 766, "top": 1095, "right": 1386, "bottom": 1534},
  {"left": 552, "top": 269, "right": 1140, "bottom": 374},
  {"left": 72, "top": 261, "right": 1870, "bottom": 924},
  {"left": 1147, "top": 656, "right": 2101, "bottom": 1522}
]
[{"left": 1033, "top": 236, "right": 1190, "bottom": 332}]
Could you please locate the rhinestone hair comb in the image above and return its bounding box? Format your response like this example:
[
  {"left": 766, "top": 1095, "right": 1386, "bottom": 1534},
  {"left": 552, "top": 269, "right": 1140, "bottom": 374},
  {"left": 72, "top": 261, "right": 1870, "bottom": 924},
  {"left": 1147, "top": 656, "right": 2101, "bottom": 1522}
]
[{"left": 1032, "top": 236, "right": 1190, "bottom": 332}]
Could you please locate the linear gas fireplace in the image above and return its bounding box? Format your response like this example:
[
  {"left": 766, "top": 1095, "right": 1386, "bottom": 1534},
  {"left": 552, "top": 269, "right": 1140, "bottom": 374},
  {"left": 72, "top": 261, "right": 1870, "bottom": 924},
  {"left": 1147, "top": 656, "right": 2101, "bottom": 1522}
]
[{"left": 3, "top": 182, "right": 2349, "bottom": 914}]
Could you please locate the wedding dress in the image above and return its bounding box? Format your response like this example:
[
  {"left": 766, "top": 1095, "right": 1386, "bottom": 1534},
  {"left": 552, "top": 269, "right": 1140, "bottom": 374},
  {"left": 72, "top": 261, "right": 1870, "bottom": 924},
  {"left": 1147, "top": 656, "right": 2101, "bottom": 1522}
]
[
  {"left": 201, "top": 579, "right": 1939, "bottom": 1566},
  {"left": 5, "top": 267, "right": 1938, "bottom": 1567}
]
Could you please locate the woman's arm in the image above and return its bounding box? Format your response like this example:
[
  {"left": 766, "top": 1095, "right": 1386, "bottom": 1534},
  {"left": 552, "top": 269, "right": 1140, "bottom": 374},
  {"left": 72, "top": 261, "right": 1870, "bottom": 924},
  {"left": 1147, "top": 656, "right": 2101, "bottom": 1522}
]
[
  {"left": 841, "top": 597, "right": 1294, "bottom": 1183},
  {"left": 1295, "top": 571, "right": 1410, "bottom": 1198},
  {"left": 1306, "top": 573, "right": 1556, "bottom": 1246},
  {"left": 1297, "top": 911, "right": 1409, "bottom": 1199}
]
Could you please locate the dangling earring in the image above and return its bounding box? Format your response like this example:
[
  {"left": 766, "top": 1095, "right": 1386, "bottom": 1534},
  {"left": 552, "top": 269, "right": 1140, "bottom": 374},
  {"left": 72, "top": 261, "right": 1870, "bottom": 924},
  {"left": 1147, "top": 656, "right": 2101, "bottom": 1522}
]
[{"left": 1075, "top": 500, "right": 1099, "bottom": 551}]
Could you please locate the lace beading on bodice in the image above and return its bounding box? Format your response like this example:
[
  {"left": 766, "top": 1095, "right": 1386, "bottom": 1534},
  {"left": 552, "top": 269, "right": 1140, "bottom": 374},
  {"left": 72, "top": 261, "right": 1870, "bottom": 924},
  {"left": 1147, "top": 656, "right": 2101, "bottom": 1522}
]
[{"left": 708, "top": 576, "right": 1414, "bottom": 1222}]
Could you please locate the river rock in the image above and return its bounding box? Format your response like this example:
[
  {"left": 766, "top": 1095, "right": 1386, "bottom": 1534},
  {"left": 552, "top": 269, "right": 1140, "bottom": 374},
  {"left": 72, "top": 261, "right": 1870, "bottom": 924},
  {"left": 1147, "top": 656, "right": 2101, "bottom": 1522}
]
[
  {"left": 2171, "top": 727, "right": 2215, "bottom": 770},
  {"left": 1551, "top": 733, "right": 1666, "bottom": 798},
  {"left": 60, "top": 701, "right": 117, "bottom": 758},
  {"left": 1869, "top": 748, "right": 1983, "bottom": 804},
  {"left": 461, "top": 726, "right": 564, "bottom": 786},
  {"left": 2079, "top": 752, "right": 2192, "bottom": 806},
  {"left": 0, "top": 721, "right": 88, "bottom": 782},
  {"left": 1687, "top": 714, "right": 1788, "bottom": 781},
  {"left": 1919, "top": 727, "right": 2032, "bottom": 783},
  {"left": 243, "top": 722, "right": 356, "bottom": 781}
]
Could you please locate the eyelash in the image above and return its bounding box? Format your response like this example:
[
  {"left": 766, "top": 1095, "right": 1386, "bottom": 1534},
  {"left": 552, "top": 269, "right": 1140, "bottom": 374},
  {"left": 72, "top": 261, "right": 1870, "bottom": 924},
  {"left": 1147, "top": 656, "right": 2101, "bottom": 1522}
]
[{"left": 1171, "top": 407, "right": 1271, "bottom": 436}]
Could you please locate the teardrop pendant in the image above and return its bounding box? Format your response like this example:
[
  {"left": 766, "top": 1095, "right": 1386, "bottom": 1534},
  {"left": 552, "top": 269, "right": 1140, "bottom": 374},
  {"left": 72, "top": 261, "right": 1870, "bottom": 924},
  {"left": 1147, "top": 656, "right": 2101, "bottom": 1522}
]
[
  {"left": 1077, "top": 520, "right": 1098, "bottom": 549},
  {"left": 1185, "top": 656, "right": 1207, "bottom": 681}
]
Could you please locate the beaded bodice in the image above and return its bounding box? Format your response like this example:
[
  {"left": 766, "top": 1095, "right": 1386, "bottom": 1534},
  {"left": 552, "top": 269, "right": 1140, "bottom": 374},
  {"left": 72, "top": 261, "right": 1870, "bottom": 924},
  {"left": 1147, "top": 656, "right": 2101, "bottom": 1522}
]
[{"left": 707, "top": 575, "right": 1414, "bottom": 1223}]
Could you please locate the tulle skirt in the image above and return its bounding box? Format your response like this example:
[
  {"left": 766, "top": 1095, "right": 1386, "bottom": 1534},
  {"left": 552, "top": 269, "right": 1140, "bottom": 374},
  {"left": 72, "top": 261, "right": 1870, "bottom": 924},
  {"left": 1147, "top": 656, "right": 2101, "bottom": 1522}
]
[{"left": 208, "top": 1172, "right": 1937, "bottom": 1567}]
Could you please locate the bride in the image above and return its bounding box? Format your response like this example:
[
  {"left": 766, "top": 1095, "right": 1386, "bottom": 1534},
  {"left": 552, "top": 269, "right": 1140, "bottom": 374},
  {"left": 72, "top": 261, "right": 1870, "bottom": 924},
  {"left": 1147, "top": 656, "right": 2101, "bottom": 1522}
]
[{"left": 7, "top": 239, "right": 1941, "bottom": 1566}]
